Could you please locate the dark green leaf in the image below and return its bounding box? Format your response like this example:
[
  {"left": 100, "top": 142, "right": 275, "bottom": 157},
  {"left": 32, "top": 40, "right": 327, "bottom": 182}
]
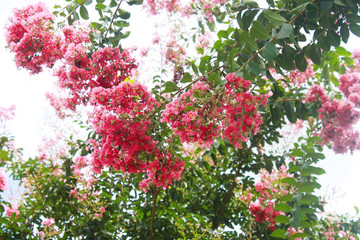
[
  {"left": 306, "top": 44, "right": 321, "bottom": 65},
  {"left": 283, "top": 101, "right": 296, "bottom": 123},
  {"left": 306, "top": 3, "right": 318, "bottom": 22},
  {"left": 326, "top": 30, "right": 340, "bottom": 47},
  {"left": 250, "top": 21, "right": 271, "bottom": 40},
  {"left": 295, "top": 52, "right": 307, "bottom": 72},
  {"left": 350, "top": 23, "right": 360, "bottom": 37},
  {"left": 118, "top": 9, "right": 130, "bottom": 19},
  {"left": 246, "top": 61, "right": 260, "bottom": 76},
  {"left": 261, "top": 42, "right": 278, "bottom": 60},
  {"left": 79, "top": 5, "right": 89, "bottom": 20},
  {"left": 270, "top": 103, "right": 282, "bottom": 125},
  {"left": 318, "top": 0, "right": 334, "bottom": 10}
]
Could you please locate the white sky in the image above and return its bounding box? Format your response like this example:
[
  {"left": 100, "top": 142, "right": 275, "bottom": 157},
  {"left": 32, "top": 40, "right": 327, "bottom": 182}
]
[{"left": 0, "top": 0, "right": 359, "bottom": 216}]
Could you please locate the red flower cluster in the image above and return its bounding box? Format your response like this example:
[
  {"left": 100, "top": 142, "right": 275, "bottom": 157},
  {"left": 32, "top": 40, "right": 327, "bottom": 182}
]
[
  {"left": 5, "top": 4, "right": 137, "bottom": 111},
  {"left": 55, "top": 46, "right": 137, "bottom": 110},
  {"left": 89, "top": 82, "right": 185, "bottom": 190},
  {"left": 161, "top": 73, "right": 268, "bottom": 149},
  {"left": 249, "top": 166, "right": 292, "bottom": 231},
  {"left": 89, "top": 82, "right": 159, "bottom": 173},
  {"left": 305, "top": 84, "right": 360, "bottom": 153},
  {"left": 5, "top": 2, "right": 62, "bottom": 74}
]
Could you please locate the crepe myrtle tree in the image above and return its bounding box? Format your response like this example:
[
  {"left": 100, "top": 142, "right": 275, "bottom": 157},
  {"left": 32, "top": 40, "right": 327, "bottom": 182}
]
[{"left": 1, "top": 0, "right": 360, "bottom": 239}]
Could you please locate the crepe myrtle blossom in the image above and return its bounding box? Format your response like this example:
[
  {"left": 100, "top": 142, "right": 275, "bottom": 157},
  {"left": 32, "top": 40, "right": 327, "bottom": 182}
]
[
  {"left": 305, "top": 84, "right": 360, "bottom": 153},
  {"left": 5, "top": 2, "right": 62, "bottom": 74},
  {"left": 161, "top": 73, "right": 268, "bottom": 149}
]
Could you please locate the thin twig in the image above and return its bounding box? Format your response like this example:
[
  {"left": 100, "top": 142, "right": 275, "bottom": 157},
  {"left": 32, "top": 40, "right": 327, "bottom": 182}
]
[{"left": 104, "top": 0, "right": 124, "bottom": 39}]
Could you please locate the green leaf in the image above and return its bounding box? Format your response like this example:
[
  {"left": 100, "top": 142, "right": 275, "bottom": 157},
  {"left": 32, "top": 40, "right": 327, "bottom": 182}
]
[
  {"left": 283, "top": 101, "right": 296, "bottom": 123},
  {"left": 299, "top": 182, "right": 321, "bottom": 192},
  {"left": 303, "top": 166, "right": 326, "bottom": 176},
  {"left": 180, "top": 73, "right": 192, "bottom": 83},
  {"left": 326, "top": 30, "right": 340, "bottom": 47},
  {"left": 237, "top": 9, "right": 259, "bottom": 31},
  {"left": 239, "top": 31, "right": 258, "bottom": 50},
  {"left": 277, "top": 23, "right": 293, "bottom": 40},
  {"left": 306, "top": 44, "right": 321, "bottom": 65},
  {"left": 118, "top": 9, "right": 131, "bottom": 19},
  {"left": 295, "top": 52, "right": 307, "bottom": 72},
  {"left": 290, "top": 233, "right": 309, "bottom": 240},
  {"left": 264, "top": 9, "right": 287, "bottom": 27},
  {"left": 276, "top": 53, "right": 295, "bottom": 70},
  {"left": 301, "top": 194, "right": 319, "bottom": 204},
  {"left": 261, "top": 42, "right": 278, "bottom": 60},
  {"left": 350, "top": 23, "right": 360, "bottom": 37},
  {"left": 270, "top": 103, "right": 282, "bottom": 125},
  {"left": 306, "top": 3, "right": 318, "bottom": 22},
  {"left": 274, "top": 215, "right": 290, "bottom": 224},
  {"left": 163, "top": 81, "right": 179, "bottom": 93},
  {"left": 270, "top": 228, "right": 287, "bottom": 238},
  {"left": 280, "top": 194, "right": 293, "bottom": 202},
  {"left": 288, "top": 165, "right": 301, "bottom": 172},
  {"left": 282, "top": 177, "right": 298, "bottom": 186},
  {"left": 275, "top": 203, "right": 292, "bottom": 212},
  {"left": 246, "top": 61, "right": 260, "bottom": 76},
  {"left": 95, "top": 3, "right": 106, "bottom": 9},
  {"left": 250, "top": 21, "right": 271, "bottom": 40},
  {"left": 318, "top": 0, "right": 333, "bottom": 10},
  {"left": 304, "top": 152, "right": 325, "bottom": 160},
  {"left": 79, "top": 5, "right": 89, "bottom": 20}
]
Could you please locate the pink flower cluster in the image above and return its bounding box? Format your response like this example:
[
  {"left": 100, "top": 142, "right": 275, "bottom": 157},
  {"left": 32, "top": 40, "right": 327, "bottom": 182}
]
[
  {"left": 161, "top": 73, "right": 268, "bottom": 149},
  {"left": 248, "top": 166, "right": 292, "bottom": 231},
  {"left": 89, "top": 82, "right": 185, "bottom": 190},
  {"left": 290, "top": 59, "right": 314, "bottom": 85},
  {"left": 305, "top": 84, "right": 360, "bottom": 153},
  {"left": 6, "top": 4, "right": 137, "bottom": 111},
  {"left": 0, "top": 169, "right": 6, "bottom": 191},
  {"left": 5, "top": 2, "right": 62, "bottom": 74},
  {"left": 41, "top": 217, "right": 55, "bottom": 227},
  {"left": 55, "top": 46, "right": 137, "bottom": 110},
  {"left": 143, "top": 0, "right": 181, "bottom": 15},
  {"left": 0, "top": 105, "right": 15, "bottom": 122},
  {"left": 339, "top": 72, "right": 360, "bottom": 107},
  {"left": 4, "top": 203, "right": 20, "bottom": 218},
  {"left": 165, "top": 39, "right": 187, "bottom": 65},
  {"left": 192, "top": 0, "right": 228, "bottom": 23}
]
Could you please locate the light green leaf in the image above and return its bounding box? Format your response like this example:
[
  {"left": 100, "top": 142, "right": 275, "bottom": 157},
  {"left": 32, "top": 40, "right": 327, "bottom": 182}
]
[
  {"left": 277, "top": 23, "right": 292, "bottom": 39},
  {"left": 163, "top": 81, "right": 179, "bottom": 93},
  {"left": 250, "top": 21, "right": 271, "bottom": 40},
  {"left": 239, "top": 31, "right": 258, "bottom": 50},
  {"left": 274, "top": 215, "right": 290, "bottom": 224},
  {"left": 180, "top": 73, "right": 192, "bottom": 83},
  {"left": 264, "top": 9, "right": 287, "bottom": 27},
  {"left": 270, "top": 229, "right": 287, "bottom": 238}
]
